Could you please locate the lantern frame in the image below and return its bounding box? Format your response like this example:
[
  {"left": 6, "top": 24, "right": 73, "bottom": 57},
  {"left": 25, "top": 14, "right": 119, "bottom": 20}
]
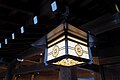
[{"left": 45, "top": 23, "right": 91, "bottom": 67}]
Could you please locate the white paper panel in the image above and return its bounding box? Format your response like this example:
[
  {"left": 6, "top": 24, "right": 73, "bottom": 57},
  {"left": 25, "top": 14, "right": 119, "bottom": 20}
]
[
  {"left": 68, "top": 40, "right": 89, "bottom": 59},
  {"left": 47, "top": 40, "right": 66, "bottom": 61}
]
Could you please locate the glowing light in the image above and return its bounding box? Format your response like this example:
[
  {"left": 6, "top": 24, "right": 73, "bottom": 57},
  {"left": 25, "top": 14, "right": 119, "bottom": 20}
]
[
  {"left": 0, "top": 43, "right": 1, "bottom": 48},
  {"left": 5, "top": 38, "right": 8, "bottom": 44},
  {"left": 17, "top": 58, "right": 24, "bottom": 62},
  {"left": 12, "top": 33, "right": 15, "bottom": 39},
  {"left": 20, "top": 26, "right": 24, "bottom": 33},
  {"left": 51, "top": 1, "right": 57, "bottom": 12},
  {"left": 33, "top": 16, "right": 38, "bottom": 24},
  {"left": 115, "top": 4, "right": 120, "bottom": 13}
]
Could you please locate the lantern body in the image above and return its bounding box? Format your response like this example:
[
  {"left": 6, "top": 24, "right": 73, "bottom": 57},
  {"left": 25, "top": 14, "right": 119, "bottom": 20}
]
[{"left": 45, "top": 23, "right": 90, "bottom": 66}]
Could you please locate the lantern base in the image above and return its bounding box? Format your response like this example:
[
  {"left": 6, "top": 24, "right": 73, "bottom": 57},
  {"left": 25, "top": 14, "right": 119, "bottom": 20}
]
[{"left": 52, "top": 58, "right": 85, "bottom": 67}]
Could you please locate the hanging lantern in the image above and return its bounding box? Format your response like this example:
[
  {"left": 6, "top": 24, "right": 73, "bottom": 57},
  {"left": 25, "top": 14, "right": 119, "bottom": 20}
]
[{"left": 44, "top": 23, "right": 91, "bottom": 67}]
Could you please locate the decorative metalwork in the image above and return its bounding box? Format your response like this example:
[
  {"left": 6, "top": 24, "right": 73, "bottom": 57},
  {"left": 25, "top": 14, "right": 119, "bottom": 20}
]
[{"left": 52, "top": 45, "right": 59, "bottom": 57}]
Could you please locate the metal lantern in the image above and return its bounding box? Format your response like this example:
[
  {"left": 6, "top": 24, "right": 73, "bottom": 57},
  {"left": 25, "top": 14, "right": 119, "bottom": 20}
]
[{"left": 45, "top": 23, "right": 91, "bottom": 67}]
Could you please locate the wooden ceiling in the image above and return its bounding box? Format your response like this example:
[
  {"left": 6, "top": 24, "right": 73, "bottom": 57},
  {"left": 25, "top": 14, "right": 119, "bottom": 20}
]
[{"left": 0, "top": 0, "right": 120, "bottom": 76}]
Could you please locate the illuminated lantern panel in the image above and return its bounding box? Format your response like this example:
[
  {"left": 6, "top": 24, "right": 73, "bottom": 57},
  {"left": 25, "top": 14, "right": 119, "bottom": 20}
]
[{"left": 45, "top": 23, "right": 90, "bottom": 67}]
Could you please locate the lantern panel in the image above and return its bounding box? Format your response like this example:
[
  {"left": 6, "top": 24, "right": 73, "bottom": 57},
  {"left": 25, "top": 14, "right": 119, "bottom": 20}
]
[
  {"left": 68, "top": 40, "right": 89, "bottom": 59},
  {"left": 48, "top": 36, "right": 65, "bottom": 47},
  {"left": 68, "top": 36, "right": 87, "bottom": 45},
  {"left": 68, "top": 24, "right": 87, "bottom": 40},
  {"left": 47, "top": 40, "right": 66, "bottom": 61},
  {"left": 47, "top": 24, "right": 64, "bottom": 42},
  {"left": 45, "top": 23, "right": 91, "bottom": 67}
]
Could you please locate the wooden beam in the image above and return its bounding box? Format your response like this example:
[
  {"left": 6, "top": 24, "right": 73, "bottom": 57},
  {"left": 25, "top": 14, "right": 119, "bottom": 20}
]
[
  {"left": 19, "top": 59, "right": 39, "bottom": 66},
  {"left": 0, "top": 15, "right": 25, "bottom": 25},
  {"left": 0, "top": 63, "right": 100, "bottom": 78},
  {"left": 0, "top": 3, "right": 33, "bottom": 15},
  {"left": 0, "top": 66, "right": 7, "bottom": 70},
  {"left": 24, "top": 59, "right": 39, "bottom": 64},
  {"left": 97, "top": 45, "right": 120, "bottom": 59},
  {"left": 14, "top": 63, "right": 44, "bottom": 74},
  {"left": 79, "top": 64, "right": 100, "bottom": 72},
  {"left": 0, "top": 46, "right": 44, "bottom": 77},
  {"left": 81, "top": 13, "right": 116, "bottom": 35},
  {"left": 0, "top": 63, "right": 58, "bottom": 78},
  {"left": 100, "top": 56, "right": 120, "bottom": 65},
  {"left": 16, "top": 47, "right": 44, "bottom": 59}
]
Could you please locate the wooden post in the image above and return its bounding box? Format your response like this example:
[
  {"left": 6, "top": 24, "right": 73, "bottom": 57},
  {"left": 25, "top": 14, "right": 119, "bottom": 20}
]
[
  {"left": 59, "top": 67, "right": 71, "bottom": 80},
  {"left": 31, "top": 74, "right": 34, "bottom": 80},
  {"left": 5, "top": 60, "right": 17, "bottom": 80},
  {"left": 71, "top": 67, "right": 77, "bottom": 80},
  {"left": 12, "top": 75, "right": 17, "bottom": 80}
]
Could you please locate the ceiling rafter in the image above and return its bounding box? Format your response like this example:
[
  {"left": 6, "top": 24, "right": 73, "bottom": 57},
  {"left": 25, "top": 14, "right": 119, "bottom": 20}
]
[{"left": 0, "top": 3, "right": 34, "bottom": 15}]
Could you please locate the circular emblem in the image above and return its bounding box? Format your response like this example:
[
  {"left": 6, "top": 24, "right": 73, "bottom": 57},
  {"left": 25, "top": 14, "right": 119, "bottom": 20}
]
[
  {"left": 75, "top": 44, "right": 83, "bottom": 56},
  {"left": 52, "top": 45, "right": 59, "bottom": 57}
]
